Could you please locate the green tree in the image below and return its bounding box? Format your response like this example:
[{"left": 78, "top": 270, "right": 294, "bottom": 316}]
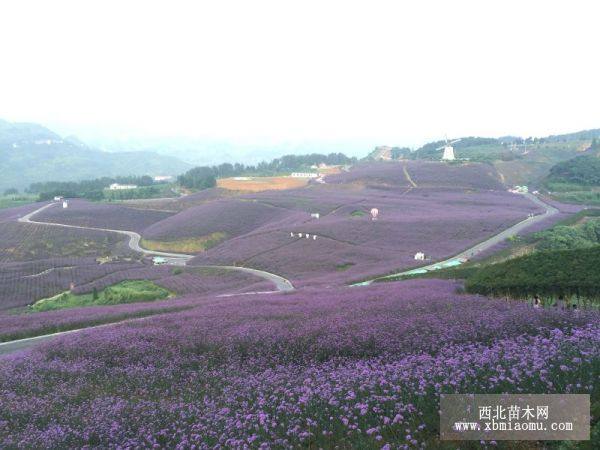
[
  {"left": 3, "top": 188, "right": 18, "bottom": 196},
  {"left": 177, "top": 167, "right": 217, "bottom": 190}
]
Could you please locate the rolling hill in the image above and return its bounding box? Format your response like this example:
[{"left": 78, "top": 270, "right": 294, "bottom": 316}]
[
  {"left": 382, "top": 129, "right": 600, "bottom": 186},
  {"left": 0, "top": 119, "right": 192, "bottom": 191}
]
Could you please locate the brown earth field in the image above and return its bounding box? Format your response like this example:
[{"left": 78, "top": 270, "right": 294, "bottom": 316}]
[{"left": 217, "top": 176, "right": 310, "bottom": 192}]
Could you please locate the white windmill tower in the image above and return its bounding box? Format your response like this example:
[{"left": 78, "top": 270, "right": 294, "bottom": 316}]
[{"left": 437, "top": 137, "right": 461, "bottom": 161}]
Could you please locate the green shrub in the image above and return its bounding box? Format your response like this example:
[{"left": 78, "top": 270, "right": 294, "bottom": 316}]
[
  {"left": 465, "top": 246, "right": 600, "bottom": 301},
  {"left": 31, "top": 281, "right": 171, "bottom": 312}
]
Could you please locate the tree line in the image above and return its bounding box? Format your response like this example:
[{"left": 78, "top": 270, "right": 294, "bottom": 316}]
[
  {"left": 532, "top": 217, "right": 600, "bottom": 252},
  {"left": 465, "top": 246, "right": 600, "bottom": 301},
  {"left": 178, "top": 152, "right": 356, "bottom": 190},
  {"left": 547, "top": 154, "right": 600, "bottom": 186},
  {"left": 28, "top": 175, "right": 161, "bottom": 201}
]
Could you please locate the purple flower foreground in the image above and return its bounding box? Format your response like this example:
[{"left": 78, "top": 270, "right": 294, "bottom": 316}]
[{"left": 0, "top": 279, "right": 598, "bottom": 448}]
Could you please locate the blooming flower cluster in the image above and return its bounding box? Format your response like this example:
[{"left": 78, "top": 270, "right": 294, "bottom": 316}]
[
  {"left": 191, "top": 186, "right": 538, "bottom": 284},
  {"left": 1, "top": 280, "right": 597, "bottom": 448},
  {"left": 34, "top": 199, "right": 174, "bottom": 232}
]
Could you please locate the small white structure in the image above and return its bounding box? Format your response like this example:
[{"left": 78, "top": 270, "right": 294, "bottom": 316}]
[
  {"left": 153, "top": 256, "right": 168, "bottom": 265},
  {"left": 436, "top": 137, "right": 461, "bottom": 161},
  {"left": 298, "top": 233, "right": 303, "bottom": 238},
  {"left": 509, "top": 185, "right": 529, "bottom": 194},
  {"left": 233, "top": 177, "right": 252, "bottom": 181},
  {"left": 109, "top": 183, "right": 138, "bottom": 190},
  {"left": 62, "top": 201, "right": 69, "bottom": 209},
  {"left": 53, "top": 196, "right": 64, "bottom": 202},
  {"left": 291, "top": 172, "right": 319, "bottom": 178},
  {"left": 153, "top": 175, "right": 173, "bottom": 182},
  {"left": 370, "top": 208, "right": 379, "bottom": 220},
  {"left": 414, "top": 252, "right": 425, "bottom": 261},
  {"left": 290, "top": 232, "right": 295, "bottom": 237},
  {"left": 310, "top": 213, "right": 320, "bottom": 219},
  {"left": 313, "top": 235, "right": 317, "bottom": 240}
]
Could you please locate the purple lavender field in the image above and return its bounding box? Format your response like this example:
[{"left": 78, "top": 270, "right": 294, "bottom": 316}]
[
  {"left": 1, "top": 280, "right": 598, "bottom": 447},
  {"left": 34, "top": 199, "right": 174, "bottom": 232},
  {"left": 0, "top": 222, "right": 130, "bottom": 263},
  {"left": 191, "top": 185, "right": 540, "bottom": 283},
  {"left": 325, "top": 161, "right": 505, "bottom": 190},
  {"left": 4, "top": 5, "right": 599, "bottom": 447},
  {"left": 1, "top": 161, "right": 596, "bottom": 449},
  {"left": 142, "top": 198, "right": 296, "bottom": 241}
]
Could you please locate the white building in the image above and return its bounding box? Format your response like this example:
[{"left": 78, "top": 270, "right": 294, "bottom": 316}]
[
  {"left": 310, "top": 213, "right": 320, "bottom": 219},
  {"left": 291, "top": 172, "right": 319, "bottom": 178},
  {"left": 509, "top": 185, "right": 529, "bottom": 194},
  {"left": 53, "top": 196, "right": 64, "bottom": 202},
  {"left": 414, "top": 252, "right": 425, "bottom": 261},
  {"left": 109, "top": 183, "right": 138, "bottom": 190},
  {"left": 62, "top": 201, "right": 69, "bottom": 209},
  {"left": 153, "top": 175, "right": 173, "bottom": 182}
]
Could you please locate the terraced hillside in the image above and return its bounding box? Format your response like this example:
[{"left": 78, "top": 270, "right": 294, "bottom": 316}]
[
  {"left": 34, "top": 199, "right": 174, "bottom": 232},
  {"left": 1, "top": 159, "right": 595, "bottom": 449},
  {"left": 186, "top": 162, "right": 540, "bottom": 284},
  {"left": 0, "top": 161, "right": 544, "bottom": 309},
  {"left": 2, "top": 280, "right": 597, "bottom": 447}
]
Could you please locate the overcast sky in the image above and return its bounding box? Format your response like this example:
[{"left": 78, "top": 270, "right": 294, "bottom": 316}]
[{"left": 1, "top": 0, "right": 599, "bottom": 146}]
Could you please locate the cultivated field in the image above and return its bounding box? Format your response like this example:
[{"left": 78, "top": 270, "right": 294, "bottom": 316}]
[
  {"left": 1, "top": 161, "right": 596, "bottom": 448},
  {"left": 217, "top": 176, "right": 309, "bottom": 192},
  {"left": 0, "top": 222, "right": 129, "bottom": 263},
  {"left": 1, "top": 280, "right": 597, "bottom": 447},
  {"left": 190, "top": 172, "right": 540, "bottom": 283},
  {"left": 35, "top": 199, "right": 174, "bottom": 232}
]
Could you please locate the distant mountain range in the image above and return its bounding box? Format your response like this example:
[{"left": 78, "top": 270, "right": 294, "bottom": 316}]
[
  {"left": 0, "top": 119, "right": 192, "bottom": 191},
  {"left": 3, "top": 117, "right": 600, "bottom": 192},
  {"left": 58, "top": 132, "right": 373, "bottom": 167}
]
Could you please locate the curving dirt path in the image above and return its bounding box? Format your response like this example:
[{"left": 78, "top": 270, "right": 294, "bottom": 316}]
[{"left": 403, "top": 163, "right": 418, "bottom": 188}]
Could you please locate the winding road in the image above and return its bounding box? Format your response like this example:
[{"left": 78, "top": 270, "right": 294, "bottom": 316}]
[
  {"left": 356, "top": 192, "right": 559, "bottom": 284},
  {"left": 2, "top": 192, "right": 557, "bottom": 355},
  {"left": 0, "top": 203, "right": 296, "bottom": 355},
  {"left": 18, "top": 202, "right": 294, "bottom": 291}
]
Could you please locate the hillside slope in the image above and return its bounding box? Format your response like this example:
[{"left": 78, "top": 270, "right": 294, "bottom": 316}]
[
  {"left": 407, "top": 130, "right": 598, "bottom": 186},
  {"left": 0, "top": 119, "right": 191, "bottom": 191}
]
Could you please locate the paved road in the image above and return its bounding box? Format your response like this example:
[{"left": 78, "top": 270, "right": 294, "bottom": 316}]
[
  {"left": 19, "top": 203, "right": 194, "bottom": 264},
  {"left": 0, "top": 315, "right": 158, "bottom": 356},
  {"left": 19, "top": 203, "right": 295, "bottom": 291},
  {"left": 1, "top": 203, "right": 297, "bottom": 356},
  {"left": 358, "top": 192, "right": 558, "bottom": 284},
  {"left": 193, "top": 265, "right": 294, "bottom": 292},
  {"left": 0, "top": 328, "right": 83, "bottom": 356},
  {"left": 3, "top": 193, "right": 554, "bottom": 355}
]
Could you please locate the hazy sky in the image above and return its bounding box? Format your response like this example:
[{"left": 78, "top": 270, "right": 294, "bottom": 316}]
[{"left": 1, "top": 0, "right": 599, "bottom": 146}]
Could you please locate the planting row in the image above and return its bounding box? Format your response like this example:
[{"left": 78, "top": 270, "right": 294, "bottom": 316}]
[
  {"left": 33, "top": 199, "right": 174, "bottom": 232},
  {"left": 191, "top": 188, "right": 541, "bottom": 283},
  {"left": 1, "top": 279, "right": 597, "bottom": 447},
  {"left": 0, "top": 221, "right": 130, "bottom": 263}
]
